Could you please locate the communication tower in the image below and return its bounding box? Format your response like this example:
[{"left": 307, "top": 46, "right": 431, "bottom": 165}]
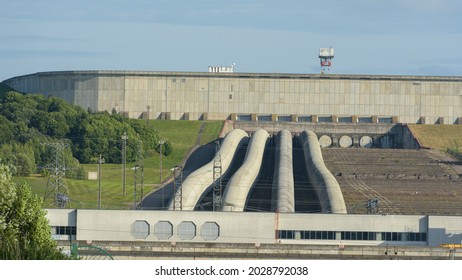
[{"left": 319, "top": 47, "right": 334, "bottom": 74}]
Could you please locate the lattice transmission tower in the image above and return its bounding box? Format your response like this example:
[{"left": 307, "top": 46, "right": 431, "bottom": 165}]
[
  {"left": 212, "top": 140, "right": 223, "bottom": 211},
  {"left": 43, "top": 141, "right": 70, "bottom": 208},
  {"left": 172, "top": 166, "right": 183, "bottom": 211}
]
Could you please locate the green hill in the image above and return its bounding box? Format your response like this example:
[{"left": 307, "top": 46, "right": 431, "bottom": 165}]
[
  {"left": 1, "top": 81, "right": 223, "bottom": 209},
  {"left": 12, "top": 119, "right": 223, "bottom": 209}
]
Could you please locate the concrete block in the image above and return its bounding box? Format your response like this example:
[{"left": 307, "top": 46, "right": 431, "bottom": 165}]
[
  {"left": 251, "top": 114, "right": 257, "bottom": 122},
  {"left": 291, "top": 114, "right": 298, "bottom": 122},
  {"left": 271, "top": 114, "right": 277, "bottom": 122}
]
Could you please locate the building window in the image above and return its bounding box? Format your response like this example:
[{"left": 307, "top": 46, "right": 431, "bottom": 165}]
[
  {"left": 178, "top": 221, "right": 196, "bottom": 240},
  {"left": 131, "top": 220, "right": 150, "bottom": 239},
  {"left": 341, "top": 231, "right": 377, "bottom": 241},
  {"left": 283, "top": 230, "right": 335, "bottom": 240},
  {"left": 257, "top": 115, "right": 271, "bottom": 122},
  {"left": 277, "top": 116, "right": 291, "bottom": 122},
  {"left": 318, "top": 116, "right": 332, "bottom": 123},
  {"left": 338, "top": 117, "right": 353, "bottom": 123},
  {"left": 408, "top": 232, "right": 427, "bottom": 242},
  {"left": 298, "top": 116, "right": 312, "bottom": 122},
  {"left": 52, "top": 226, "right": 76, "bottom": 236},
  {"left": 358, "top": 117, "right": 372, "bottom": 123},
  {"left": 154, "top": 221, "right": 173, "bottom": 240},
  {"left": 201, "top": 222, "right": 220, "bottom": 241},
  {"left": 236, "top": 114, "right": 251, "bottom": 121},
  {"left": 378, "top": 117, "right": 392, "bottom": 123},
  {"left": 381, "top": 232, "right": 401, "bottom": 241},
  {"left": 277, "top": 230, "right": 295, "bottom": 239}
]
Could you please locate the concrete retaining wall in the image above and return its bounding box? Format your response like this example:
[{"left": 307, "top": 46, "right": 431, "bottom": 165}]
[{"left": 61, "top": 241, "right": 462, "bottom": 260}]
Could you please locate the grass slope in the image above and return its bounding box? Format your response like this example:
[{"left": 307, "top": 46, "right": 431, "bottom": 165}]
[
  {"left": 13, "top": 120, "right": 223, "bottom": 209},
  {"left": 408, "top": 124, "right": 462, "bottom": 151}
]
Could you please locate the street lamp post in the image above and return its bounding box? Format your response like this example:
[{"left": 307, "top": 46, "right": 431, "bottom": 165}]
[
  {"left": 98, "top": 154, "right": 104, "bottom": 210},
  {"left": 159, "top": 139, "right": 165, "bottom": 182}
]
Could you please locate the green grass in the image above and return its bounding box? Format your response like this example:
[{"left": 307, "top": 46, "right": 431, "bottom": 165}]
[
  {"left": 408, "top": 124, "right": 462, "bottom": 151},
  {"left": 12, "top": 120, "right": 223, "bottom": 209},
  {"left": 200, "top": 121, "right": 224, "bottom": 144}
]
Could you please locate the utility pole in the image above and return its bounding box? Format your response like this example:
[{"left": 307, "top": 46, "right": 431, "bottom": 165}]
[
  {"left": 43, "top": 141, "right": 70, "bottom": 208},
  {"left": 134, "top": 139, "right": 144, "bottom": 210},
  {"left": 159, "top": 139, "right": 165, "bottom": 182},
  {"left": 98, "top": 154, "right": 104, "bottom": 210},
  {"left": 121, "top": 131, "right": 128, "bottom": 196}
]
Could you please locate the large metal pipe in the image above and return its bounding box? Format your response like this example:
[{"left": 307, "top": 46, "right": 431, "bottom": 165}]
[
  {"left": 299, "top": 130, "right": 347, "bottom": 214},
  {"left": 271, "top": 130, "right": 295, "bottom": 213},
  {"left": 222, "top": 128, "right": 269, "bottom": 212},
  {"left": 167, "top": 128, "right": 249, "bottom": 210}
]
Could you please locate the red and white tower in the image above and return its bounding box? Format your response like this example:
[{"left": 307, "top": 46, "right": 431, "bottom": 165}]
[{"left": 319, "top": 47, "right": 334, "bottom": 74}]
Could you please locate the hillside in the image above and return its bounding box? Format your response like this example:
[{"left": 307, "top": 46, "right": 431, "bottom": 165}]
[
  {"left": 408, "top": 124, "right": 462, "bottom": 151},
  {"left": 1, "top": 82, "right": 223, "bottom": 209}
]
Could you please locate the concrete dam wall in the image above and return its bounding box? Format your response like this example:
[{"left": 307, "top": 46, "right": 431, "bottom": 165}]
[{"left": 3, "top": 71, "right": 462, "bottom": 124}]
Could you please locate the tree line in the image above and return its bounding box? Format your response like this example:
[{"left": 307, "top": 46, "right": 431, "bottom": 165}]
[{"left": 0, "top": 83, "right": 171, "bottom": 177}]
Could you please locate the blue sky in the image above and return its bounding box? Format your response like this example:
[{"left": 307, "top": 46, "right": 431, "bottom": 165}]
[{"left": 1, "top": 0, "right": 462, "bottom": 81}]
